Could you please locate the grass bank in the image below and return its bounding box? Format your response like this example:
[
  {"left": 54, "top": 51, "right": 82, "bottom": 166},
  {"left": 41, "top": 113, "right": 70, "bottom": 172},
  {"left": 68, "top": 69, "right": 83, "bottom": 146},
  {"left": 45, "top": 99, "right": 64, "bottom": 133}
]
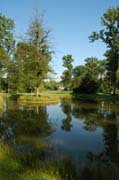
[
  {"left": 0, "top": 95, "right": 4, "bottom": 109},
  {"left": 18, "top": 91, "right": 119, "bottom": 104},
  {"left": 0, "top": 141, "right": 61, "bottom": 180},
  {"left": 72, "top": 92, "right": 119, "bottom": 102},
  {"left": 1, "top": 91, "right": 119, "bottom": 104},
  {"left": 1, "top": 141, "right": 119, "bottom": 180},
  {"left": 17, "top": 90, "right": 72, "bottom": 104}
]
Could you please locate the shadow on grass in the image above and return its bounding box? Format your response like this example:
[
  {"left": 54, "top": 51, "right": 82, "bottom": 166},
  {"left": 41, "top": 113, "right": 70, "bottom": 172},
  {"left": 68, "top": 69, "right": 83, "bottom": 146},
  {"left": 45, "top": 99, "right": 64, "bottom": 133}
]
[
  {"left": 72, "top": 92, "right": 119, "bottom": 103},
  {"left": 0, "top": 153, "right": 119, "bottom": 180}
]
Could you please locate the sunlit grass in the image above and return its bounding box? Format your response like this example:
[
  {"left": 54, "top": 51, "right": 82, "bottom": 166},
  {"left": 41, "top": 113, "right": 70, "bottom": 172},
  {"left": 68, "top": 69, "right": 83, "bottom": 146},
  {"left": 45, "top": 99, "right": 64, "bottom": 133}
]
[
  {"left": 2, "top": 90, "right": 119, "bottom": 104},
  {"left": 21, "top": 169, "right": 61, "bottom": 180},
  {"left": 0, "top": 95, "right": 3, "bottom": 109},
  {"left": 0, "top": 141, "right": 61, "bottom": 180},
  {"left": 17, "top": 90, "right": 71, "bottom": 104},
  {"left": 18, "top": 95, "right": 59, "bottom": 104},
  {"left": 0, "top": 141, "right": 119, "bottom": 180}
]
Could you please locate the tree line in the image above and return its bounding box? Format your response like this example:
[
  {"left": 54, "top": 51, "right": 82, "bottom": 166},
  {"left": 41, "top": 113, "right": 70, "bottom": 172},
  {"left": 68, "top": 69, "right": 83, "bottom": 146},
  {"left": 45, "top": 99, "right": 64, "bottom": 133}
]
[
  {"left": 0, "top": 6, "right": 119, "bottom": 95},
  {"left": 0, "top": 12, "right": 52, "bottom": 96},
  {"left": 61, "top": 7, "right": 119, "bottom": 95}
]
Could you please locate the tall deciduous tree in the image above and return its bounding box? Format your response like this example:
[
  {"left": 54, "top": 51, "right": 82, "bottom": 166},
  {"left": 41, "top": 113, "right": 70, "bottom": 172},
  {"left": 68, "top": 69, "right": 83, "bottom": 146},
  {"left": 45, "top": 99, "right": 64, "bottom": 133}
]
[
  {"left": 72, "top": 65, "right": 86, "bottom": 91},
  {"left": 89, "top": 7, "right": 119, "bottom": 95},
  {"left": 0, "top": 14, "right": 15, "bottom": 91},
  {"left": 72, "top": 57, "right": 106, "bottom": 93},
  {"left": 105, "top": 50, "right": 118, "bottom": 94},
  {"left": 0, "top": 14, "right": 15, "bottom": 55},
  {"left": 85, "top": 57, "right": 99, "bottom": 78},
  {"left": 27, "top": 13, "right": 52, "bottom": 96},
  {"left": 61, "top": 54, "right": 74, "bottom": 90},
  {"left": 14, "top": 42, "right": 35, "bottom": 93}
]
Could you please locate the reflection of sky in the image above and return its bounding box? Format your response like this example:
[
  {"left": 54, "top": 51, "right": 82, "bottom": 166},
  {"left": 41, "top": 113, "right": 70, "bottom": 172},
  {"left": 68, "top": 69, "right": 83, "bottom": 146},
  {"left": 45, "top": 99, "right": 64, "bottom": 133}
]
[
  {"left": 47, "top": 103, "right": 104, "bottom": 159},
  {"left": 2, "top": 100, "right": 119, "bottom": 161}
]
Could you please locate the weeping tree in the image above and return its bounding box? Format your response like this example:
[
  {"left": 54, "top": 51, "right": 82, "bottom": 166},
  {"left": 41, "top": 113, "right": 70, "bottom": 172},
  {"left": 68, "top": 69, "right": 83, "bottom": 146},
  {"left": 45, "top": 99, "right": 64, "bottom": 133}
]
[
  {"left": 27, "top": 12, "right": 52, "bottom": 96},
  {"left": 89, "top": 7, "right": 119, "bottom": 95}
]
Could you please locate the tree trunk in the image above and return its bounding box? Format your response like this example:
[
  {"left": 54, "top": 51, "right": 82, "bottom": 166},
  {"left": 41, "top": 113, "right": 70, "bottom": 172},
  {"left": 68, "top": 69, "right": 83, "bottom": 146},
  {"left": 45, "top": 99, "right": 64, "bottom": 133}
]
[
  {"left": 36, "top": 87, "right": 39, "bottom": 97},
  {"left": 36, "top": 106, "right": 39, "bottom": 114},
  {"left": 113, "top": 83, "right": 116, "bottom": 96}
]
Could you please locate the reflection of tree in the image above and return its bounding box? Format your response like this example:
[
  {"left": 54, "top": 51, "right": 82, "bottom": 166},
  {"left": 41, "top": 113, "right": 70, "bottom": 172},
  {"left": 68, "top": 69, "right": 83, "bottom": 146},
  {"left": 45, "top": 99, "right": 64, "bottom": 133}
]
[
  {"left": 72, "top": 101, "right": 119, "bottom": 132},
  {"left": 0, "top": 103, "right": 53, "bottom": 166},
  {"left": 99, "top": 108, "right": 119, "bottom": 161},
  {"left": 87, "top": 120, "right": 119, "bottom": 162},
  {"left": 103, "top": 113, "right": 119, "bottom": 161},
  {"left": 1, "top": 105, "right": 51, "bottom": 137},
  {"left": 72, "top": 102, "right": 99, "bottom": 131},
  {"left": 59, "top": 157, "right": 78, "bottom": 180},
  {"left": 60, "top": 99, "right": 72, "bottom": 132},
  {"left": 71, "top": 101, "right": 119, "bottom": 162}
]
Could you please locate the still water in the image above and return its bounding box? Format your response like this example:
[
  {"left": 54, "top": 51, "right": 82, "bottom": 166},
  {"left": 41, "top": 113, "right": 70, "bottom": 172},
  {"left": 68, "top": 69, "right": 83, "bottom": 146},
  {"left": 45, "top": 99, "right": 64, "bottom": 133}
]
[
  {"left": 0, "top": 99, "right": 119, "bottom": 179},
  {"left": 0, "top": 98, "right": 119, "bottom": 164}
]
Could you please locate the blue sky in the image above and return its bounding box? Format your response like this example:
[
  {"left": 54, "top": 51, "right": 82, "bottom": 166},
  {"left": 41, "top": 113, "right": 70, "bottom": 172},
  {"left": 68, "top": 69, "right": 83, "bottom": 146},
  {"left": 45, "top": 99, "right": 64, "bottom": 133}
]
[{"left": 0, "top": 0, "right": 119, "bottom": 77}]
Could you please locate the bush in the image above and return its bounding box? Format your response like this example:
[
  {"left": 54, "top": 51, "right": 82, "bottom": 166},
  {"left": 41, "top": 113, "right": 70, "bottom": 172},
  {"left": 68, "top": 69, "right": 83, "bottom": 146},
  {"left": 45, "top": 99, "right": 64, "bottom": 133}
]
[{"left": 73, "top": 74, "right": 99, "bottom": 94}]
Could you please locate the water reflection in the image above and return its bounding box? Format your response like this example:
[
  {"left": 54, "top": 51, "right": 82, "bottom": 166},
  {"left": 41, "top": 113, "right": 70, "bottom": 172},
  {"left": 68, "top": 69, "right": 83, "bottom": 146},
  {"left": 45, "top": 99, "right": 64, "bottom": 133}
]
[
  {"left": 71, "top": 100, "right": 119, "bottom": 162},
  {"left": 72, "top": 102, "right": 99, "bottom": 131},
  {"left": 103, "top": 122, "right": 119, "bottom": 161},
  {"left": 0, "top": 101, "right": 53, "bottom": 166},
  {"left": 60, "top": 99, "right": 72, "bottom": 131},
  {"left": 0, "top": 99, "right": 119, "bottom": 165}
]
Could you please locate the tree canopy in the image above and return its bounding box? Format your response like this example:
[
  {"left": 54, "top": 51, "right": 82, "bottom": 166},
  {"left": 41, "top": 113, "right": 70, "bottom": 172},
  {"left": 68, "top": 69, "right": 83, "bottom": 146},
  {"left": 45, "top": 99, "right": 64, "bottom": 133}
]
[
  {"left": 89, "top": 7, "right": 119, "bottom": 95},
  {"left": 0, "top": 7, "right": 119, "bottom": 95},
  {"left": 61, "top": 54, "right": 74, "bottom": 91}
]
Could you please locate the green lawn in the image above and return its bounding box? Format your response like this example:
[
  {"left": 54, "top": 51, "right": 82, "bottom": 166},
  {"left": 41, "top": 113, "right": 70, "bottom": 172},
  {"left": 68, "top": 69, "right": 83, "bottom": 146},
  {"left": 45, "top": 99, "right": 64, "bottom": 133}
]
[
  {"left": 72, "top": 92, "right": 119, "bottom": 102},
  {"left": 15, "top": 90, "right": 72, "bottom": 104},
  {"left": 0, "top": 91, "right": 119, "bottom": 104}
]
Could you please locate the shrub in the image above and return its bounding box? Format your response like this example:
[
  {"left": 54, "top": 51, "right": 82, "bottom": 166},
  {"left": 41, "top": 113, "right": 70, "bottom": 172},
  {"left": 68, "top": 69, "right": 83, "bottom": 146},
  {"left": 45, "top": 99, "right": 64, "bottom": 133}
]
[{"left": 73, "top": 74, "right": 99, "bottom": 94}]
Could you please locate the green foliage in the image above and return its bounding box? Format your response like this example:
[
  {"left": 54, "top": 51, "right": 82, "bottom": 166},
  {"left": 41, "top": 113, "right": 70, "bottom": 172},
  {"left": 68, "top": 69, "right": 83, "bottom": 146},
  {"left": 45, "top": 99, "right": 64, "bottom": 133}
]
[
  {"left": 7, "top": 61, "right": 18, "bottom": 92},
  {"left": 13, "top": 20, "right": 52, "bottom": 94},
  {"left": 27, "top": 13, "right": 52, "bottom": 96},
  {"left": 0, "top": 96, "right": 3, "bottom": 109},
  {"left": 0, "top": 47, "right": 8, "bottom": 76},
  {"left": 0, "top": 12, "right": 53, "bottom": 95},
  {"left": 61, "top": 54, "right": 74, "bottom": 90},
  {"left": 72, "top": 57, "right": 106, "bottom": 94},
  {"left": 0, "top": 14, "right": 15, "bottom": 92},
  {"left": 0, "top": 14, "right": 15, "bottom": 55},
  {"left": 89, "top": 7, "right": 119, "bottom": 95},
  {"left": 72, "top": 65, "right": 86, "bottom": 90},
  {"left": 78, "top": 74, "right": 99, "bottom": 94},
  {"left": 44, "top": 80, "right": 59, "bottom": 90},
  {"left": 73, "top": 65, "right": 86, "bottom": 77},
  {"left": 85, "top": 57, "right": 99, "bottom": 78},
  {"left": 61, "top": 70, "right": 72, "bottom": 90},
  {"left": 13, "top": 42, "right": 38, "bottom": 93},
  {"left": 105, "top": 50, "right": 118, "bottom": 94}
]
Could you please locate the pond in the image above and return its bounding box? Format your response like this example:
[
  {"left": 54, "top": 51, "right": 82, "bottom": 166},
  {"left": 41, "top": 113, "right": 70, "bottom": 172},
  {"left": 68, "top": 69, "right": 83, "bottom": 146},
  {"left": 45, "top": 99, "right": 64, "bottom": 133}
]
[{"left": 0, "top": 98, "right": 119, "bottom": 179}]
